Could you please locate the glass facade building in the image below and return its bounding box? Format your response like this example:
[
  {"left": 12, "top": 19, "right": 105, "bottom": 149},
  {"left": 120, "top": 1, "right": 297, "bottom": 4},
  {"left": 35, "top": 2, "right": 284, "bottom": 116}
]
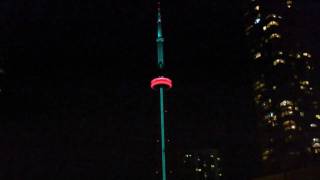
[{"left": 244, "top": 0, "right": 320, "bottom": 175}]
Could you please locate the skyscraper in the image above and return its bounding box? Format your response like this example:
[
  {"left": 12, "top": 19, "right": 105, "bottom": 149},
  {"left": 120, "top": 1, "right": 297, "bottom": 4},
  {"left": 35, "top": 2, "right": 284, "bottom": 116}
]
[
  {"left": 244, "top": 0, "right": 320, "bottom": 176},
  {"left": 0, "top": 49, "right": 5, "bottom": 100}
]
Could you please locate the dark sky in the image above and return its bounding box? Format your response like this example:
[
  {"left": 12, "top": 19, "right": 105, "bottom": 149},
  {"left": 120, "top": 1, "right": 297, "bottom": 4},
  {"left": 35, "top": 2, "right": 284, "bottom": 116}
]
[{"left": 1, "top": 0, "right": 319, "bottom": 179}]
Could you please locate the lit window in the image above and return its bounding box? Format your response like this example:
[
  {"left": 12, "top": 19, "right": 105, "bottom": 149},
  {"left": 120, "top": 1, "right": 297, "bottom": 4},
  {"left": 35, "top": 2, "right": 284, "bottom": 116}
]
[
  {"left": 210, "top": 164, "right": 215, "bottom": 168},
  {"left": 303, "top": 52, "right": 312, "bottom": 58},
  {"left": 311, "top": 123, "right": 318, "bottom": 128},
  {"left": 254, "top": 81, "right": 265, "bottom": 90},
  {"left": 300, "top": 112, "right": 305, "bottom": 117},
  {"left": 185, "top": 154, "right": 192, "bottom": 158},
  {"left": 273, "top": 59, "right": 285, "bottom": 66},
  {"left": 266, "top": 14, "right": 277, "bottom": 19},
  {"left": 262, "top": 100, "right": 272, "bottom": 110},
  {"left": 204, "top": 173, "right": 208, "bottom": 178},
  {"left": 254, "top": 52, "right": 262, "bottom": 59},
  {"left": 217, "top": 157, "right": 221, "bottom": 161},
  {"left": 280, "top": 100, "right": 293, "bottom": 107},
  {"left": 255, "top": 18, "right": 261, "bottom": 24},
  {"left": 281, "top": 110, "right": 294, "bottom": 117},
  {"left": 296, "top": 53, "right": 301, "bottom": 59},
  {"left": 306, "top": 65, "right": 312, "bottom": 70},
  {"left": 299, "top": 80, "right": 310, "bottom": 91},
  {"left": 272, "top": 85, "right": 277, "bottom": 90},
  {"left": 255, "top": 5, "right": 260, "bottom": 11},
  {"left": 195, "top": 168, "right": 202, "bottom": 172},
  {"left": 262, "top": 149, "right": 272, "bottom": 160},
  {"left": 266, "top": 21, "right": 279, "bottom": 28},
  {"left": 283, "top": 120, "right": 296, "bottom": 131},
  {"left": 315, "top": 114, "right": 320, "bottom": 120},
  {"left": 312, "top": 138, "right": 320, "bottom": 154},
  {"left": 263, "top": 26, "right": 267, "bottom": 31},
  {"left": 264, "top": 112, "right": 277, "bottom": 126},
  {"left": 300, "top": 80, "right": 310, "bottom": 85},
  {"left": 278, "top": 51, "right": 283, "bottom": 55},
  {"left": 270, "top": 33, "right": 281, "bottom": 39},
  {"left": 287, "top": 0, "right": 293, "bottom": 8},
  {"left": 254, "top": 94, "right": 262, "bottom": 104}
]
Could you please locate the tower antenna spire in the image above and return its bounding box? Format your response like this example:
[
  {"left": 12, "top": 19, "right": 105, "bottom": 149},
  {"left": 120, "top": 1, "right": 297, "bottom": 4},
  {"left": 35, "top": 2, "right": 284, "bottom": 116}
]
[
  {"left": 156, "top": 1, "right": 164, "bottom": 69},
  {"left": 150, "top": 2, "right": 172, "bottom": 180}
]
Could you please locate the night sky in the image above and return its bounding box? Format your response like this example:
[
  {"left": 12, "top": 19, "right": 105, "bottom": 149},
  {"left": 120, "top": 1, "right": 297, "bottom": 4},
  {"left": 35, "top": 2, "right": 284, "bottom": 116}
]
[{"left": 1, "top": 0, "right": 319, "bottom": 179}]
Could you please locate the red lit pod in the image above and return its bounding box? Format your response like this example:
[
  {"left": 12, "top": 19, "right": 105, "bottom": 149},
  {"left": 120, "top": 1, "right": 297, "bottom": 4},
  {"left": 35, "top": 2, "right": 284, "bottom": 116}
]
[{"left": 151, "top": 76, "right": 172, "bottom": 90}]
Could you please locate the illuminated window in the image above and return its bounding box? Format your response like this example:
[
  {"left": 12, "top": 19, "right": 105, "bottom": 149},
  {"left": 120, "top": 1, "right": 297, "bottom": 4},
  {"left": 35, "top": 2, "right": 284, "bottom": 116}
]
[
  {"left": 280, "top": 100, "right": 293, "bottom": 107},
  {"left": 254, "top": 52, "right": 262, "bottom": 59},
  {"left": 315, "top": 114, "right": 320, "bottom": 120},
  {"left": 272, "top": 85, "right": 277, "bottom": 90},
  {"left": 300, "top": 80, "right": 310, "bottom": 85},
  {"left": 283, "top": 120, "right": 296, "bottom": 131},
  {"left": 281, "top": 110, "right": 294, "bottom": 117},
  {"left": 287, "top": 0, "right": 293, "bottom": 8},
  {"left": 306, "top": 65, "right": 312, "bottom": 70},
  {"left": 263, "top": 26, "right": 267, "bottom": 31},
  {"left": 254, "top": 94, "right": 262, "bottom": 104},
  {"left": 262, "top": 149, "right": 272, "bottom": 160},
  {"left": 266, "top": 14, "right": 277, "bottom": 19},
  {"left": 303, "top": 52, "right": 312, "bottom": 58},
  {"left": 195, "top": 168, "right": 202, "bottom": 172},
  {"left": 185, "top": 154, "right": 192, "bottom": 158},
  {"left": 296, "top": 53, "right": 301, "bottom": 59},
  {"left": 255, "top": 18, "right": 261, "bottom": 24},
  {"left": 299, "top": 80, "right": 310, "bottom": 90},
  {"left": 278, "top": 51, "right": 283, "bottom": 55},
  {"left": 262, "top": 99, "right": 272, "bottom": 110},
  {"left": 310, "top": 123, "right": 318, "bottom": 128},
  {"left": 273, "top": 59, "right": 285, "bottom": 66},
  {"left": 312, "top": 138, "right": 320, "bottom": 154},
  {"left": 254, "top": 81, "right": 265, "bottom": 91},
  {"left": 270, "top": 33, "right": 281, "bottom": 39},
  {"left": 300, "top": 112, "right": 305, "bottom": 117},
  {"left": 255, "top": 5, "right": 260, "bottom": 11},
  {"left": 266, "top": 21, "right": 279, "bottom": 28},
  {"left": 210, "top": 164, "right": 215, "bottom": 168},
  {"left": 264, "top": 112, "right": 277, "bottom": 126}
]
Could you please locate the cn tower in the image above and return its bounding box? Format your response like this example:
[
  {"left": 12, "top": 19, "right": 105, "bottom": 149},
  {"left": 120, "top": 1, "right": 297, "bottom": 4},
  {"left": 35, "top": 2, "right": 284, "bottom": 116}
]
[{"left": 150, "top": 2, "right": 172, "bottom": 180}]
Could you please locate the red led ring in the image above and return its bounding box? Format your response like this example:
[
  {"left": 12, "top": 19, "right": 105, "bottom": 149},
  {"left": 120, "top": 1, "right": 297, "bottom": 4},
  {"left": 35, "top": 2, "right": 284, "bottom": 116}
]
[{"left": 150, "top": 76, "right": 172, "bottom": 90}]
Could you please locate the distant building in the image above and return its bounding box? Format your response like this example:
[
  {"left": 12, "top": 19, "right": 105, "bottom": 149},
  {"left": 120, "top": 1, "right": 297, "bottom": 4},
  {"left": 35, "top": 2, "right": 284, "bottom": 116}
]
[
  {"left": 244, "top": 0, "right": 320, "bottom": 177},
  {"left": 253, "top": 167, "right": 320, "bottom": 180},
  {"left": 0, "top": 50, "right": 5, "bottom": 96},
  {"left": 176, "top": 149, "right": 223, "bottom": 180}
]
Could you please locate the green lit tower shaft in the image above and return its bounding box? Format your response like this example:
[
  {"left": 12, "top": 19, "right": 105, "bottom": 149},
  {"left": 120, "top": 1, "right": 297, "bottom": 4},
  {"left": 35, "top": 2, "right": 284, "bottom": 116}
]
[{"left": 150, "top": 2, "right": 172, "bottom": 180}]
